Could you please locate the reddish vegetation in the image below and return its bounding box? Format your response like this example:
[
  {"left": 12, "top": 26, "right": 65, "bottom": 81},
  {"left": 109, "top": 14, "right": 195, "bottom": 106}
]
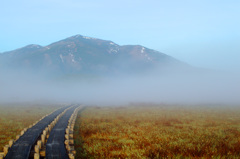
[{"left": 74, "top": 105, "right": 240, "bottom": 158}]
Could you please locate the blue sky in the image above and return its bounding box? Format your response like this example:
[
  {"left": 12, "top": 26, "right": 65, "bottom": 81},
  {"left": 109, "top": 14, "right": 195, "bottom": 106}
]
[{"left": 1, "top": 0, "right": 240, "bottom": 71}]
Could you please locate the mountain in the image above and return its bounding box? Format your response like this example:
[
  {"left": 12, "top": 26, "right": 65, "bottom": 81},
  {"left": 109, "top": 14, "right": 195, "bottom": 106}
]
[{"left": 0, "top": 35, "right": 187, "bottom": 75}]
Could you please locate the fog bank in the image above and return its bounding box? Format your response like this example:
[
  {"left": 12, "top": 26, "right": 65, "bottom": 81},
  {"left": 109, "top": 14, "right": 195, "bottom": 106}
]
[{"left": 1, "top": 69, "right": 240, "bottom": 106}]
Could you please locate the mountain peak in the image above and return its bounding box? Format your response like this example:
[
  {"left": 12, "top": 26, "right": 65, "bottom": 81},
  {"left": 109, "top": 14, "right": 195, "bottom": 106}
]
[
  {"left": 70, "top": 34, "right": 97, "bottom": 40},
  {"left": 0, "top": 35, "right": 187, "bottom": 75}
]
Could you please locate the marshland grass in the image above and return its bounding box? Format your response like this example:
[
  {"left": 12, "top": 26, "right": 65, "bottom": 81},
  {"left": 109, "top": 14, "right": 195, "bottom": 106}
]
[{"left": 74, "top": 105, "right": 240, "bottom": 158}]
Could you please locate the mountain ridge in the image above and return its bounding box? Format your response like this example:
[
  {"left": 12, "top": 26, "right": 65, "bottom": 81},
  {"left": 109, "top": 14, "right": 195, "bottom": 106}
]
[{"left": 0, "top": 34, "right": 188, "bottom": 75}]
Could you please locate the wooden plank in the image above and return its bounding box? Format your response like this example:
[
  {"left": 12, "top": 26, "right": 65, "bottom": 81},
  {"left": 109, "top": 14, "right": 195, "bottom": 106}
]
[
  {"left": 45, "top": 106, "right": 81, "bottom": 159},
  {"left": 4, "top": 106, "right": 70, "bottom": 159}
]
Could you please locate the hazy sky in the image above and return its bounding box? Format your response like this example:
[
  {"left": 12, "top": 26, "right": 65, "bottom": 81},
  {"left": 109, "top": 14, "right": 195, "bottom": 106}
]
[{"left": 1, "top": 0, "right": 240, "bottom": 71}]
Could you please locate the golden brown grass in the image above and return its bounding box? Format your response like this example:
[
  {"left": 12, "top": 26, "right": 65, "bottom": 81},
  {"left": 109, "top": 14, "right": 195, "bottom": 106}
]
[
  {"left": 74, "top": 105, "right": 240, "bottom": 158},
  {"left": 0, "top": 103, "right": 60, "bottom": 151}
]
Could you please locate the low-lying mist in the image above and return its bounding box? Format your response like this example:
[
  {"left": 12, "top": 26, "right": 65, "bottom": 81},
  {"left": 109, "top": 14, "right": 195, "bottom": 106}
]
[{"left": 1, "top": 67, "right": 240, "bottom": 106}]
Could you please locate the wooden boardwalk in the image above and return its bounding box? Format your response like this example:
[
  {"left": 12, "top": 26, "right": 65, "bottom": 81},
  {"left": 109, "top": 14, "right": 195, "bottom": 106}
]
[
  {"left": 1, "top": 104, "right": 82, "bottom": 159},
  {"left": 46, "top": 106, "right": 78, "bottom": 159}
]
